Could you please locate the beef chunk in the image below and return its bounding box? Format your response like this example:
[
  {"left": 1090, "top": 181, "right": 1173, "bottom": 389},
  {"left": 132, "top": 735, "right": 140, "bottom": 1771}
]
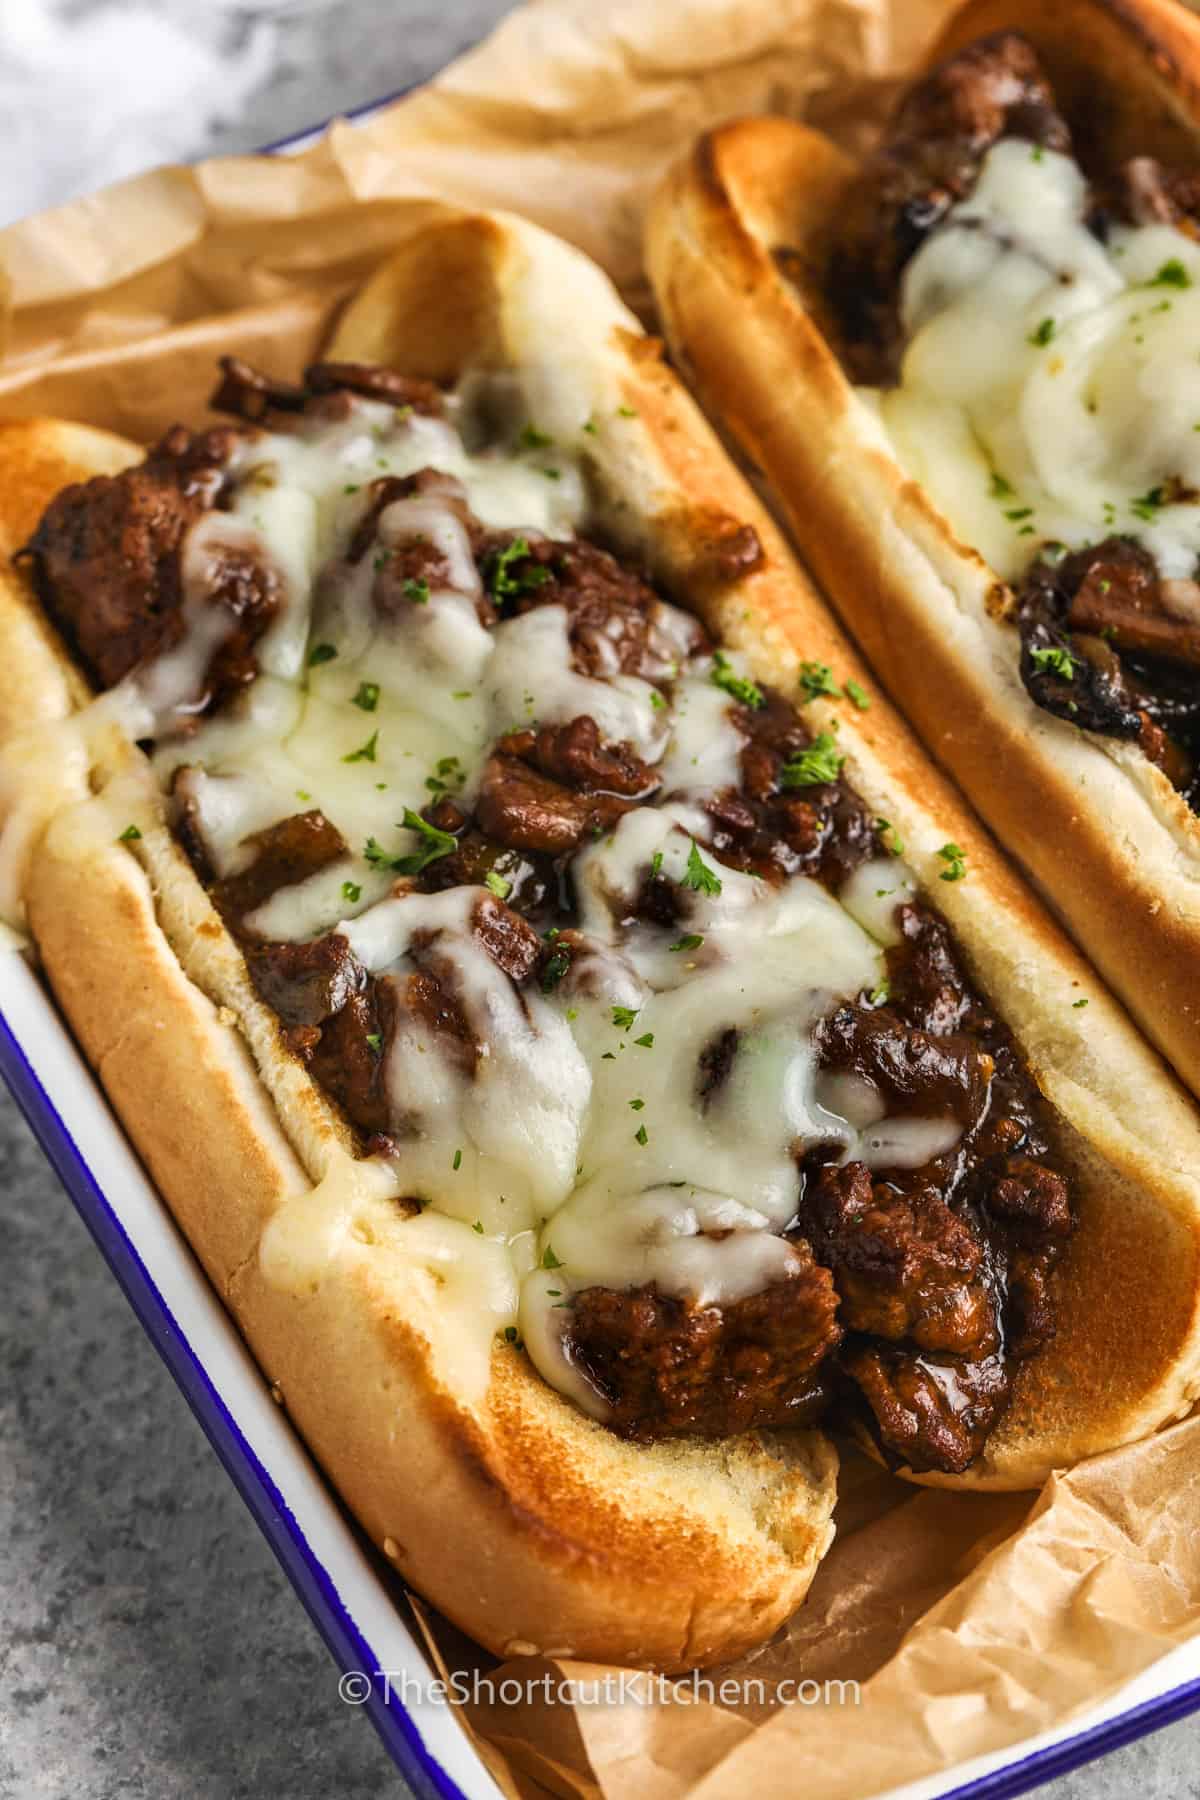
[
  {"left": 209, "top": 810, "right": 349, "bottom": 932},
  {"left": 843, "top": 1342, "right": 1011, "bottom": 1474},
  {"left": 832, "top": 33, "right": 1070, "bottom": 381},
  {"left": 21, "top": 424, "right": 277, "bottom": 711},
  {"left": 211, "top": 355, "right": 444, "bottom": 424},
  {"left": 985, "top": 1154, "right": 1072, "bottom": 1241},
  {"left": 1017, "top": 538, "right": 1200, "bottom": 790},
  {"left": 705, "top": 688, "right": 876, "bottom": 888},
  {"left": 304, "top": 361, "right": 444, "bottom": 415},
  {"left": 245, "top": 934, "right": 366, "bottom": 1028},
  {"left": 806, "top": 1161, "right": 997, "bottom": 1356},
  {"left": 816, "top": 1003, "right": 993, "bottom": 1126},
  {"left": 471, "top": 894, "right": 542, "bottom": 983},
  {"left": 885, "top": 903, "right": 976, "bottom": 1035},
  {"left": 476, "top": 719, "right": 657, "bottom": 856},
  {"left": 480, "top": 533, "right": 707, "bottom": 682},
  {"left": 566, "top": 1250, "right": 841, "bottom": 1439},
  {"left": 306, "top": 983, "right": 397, "bottom": 1138}
]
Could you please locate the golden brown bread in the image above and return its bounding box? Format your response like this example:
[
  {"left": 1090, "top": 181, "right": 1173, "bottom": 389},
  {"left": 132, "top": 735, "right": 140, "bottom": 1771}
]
[
  {"left": 643, "top": 0, "right": 1200, "bottom": 1109},
  {"left": 7, "top": 208, "right": 1200, "bottom": 1706}
]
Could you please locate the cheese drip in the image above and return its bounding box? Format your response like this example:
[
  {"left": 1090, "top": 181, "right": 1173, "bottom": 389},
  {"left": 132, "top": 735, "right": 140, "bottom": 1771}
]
[{"left": 870, "top": 138, "right": 1200, "bottom": 580}]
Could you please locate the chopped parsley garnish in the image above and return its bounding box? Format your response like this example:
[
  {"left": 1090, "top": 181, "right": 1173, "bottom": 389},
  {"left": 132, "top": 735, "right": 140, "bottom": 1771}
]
[
  {"left": 669, "top": 933, "right": 704, "bottom": 954},
  {"left": 649, "top": 690, "right": 666, "bottom": 711},
  {"left": 937, "top": 842, "right": 968, "bottom": 882},
  {"left": 710, "top": 649, "right": 764, "bottom": 709},
  {"left": 117, "top": 823, "right": 142, "bottom": 844},
  {"left": 629, "top": 1097, "right": 645, "bottom": 1111},
  {"left": 425, "top": 755, "right": 464, "bottom": 795},
  {"left": 1149, "top": 258, "right": 1192, "bottom": 289},
  {"left": 1028, "top": 316, "right": 1056, "bottom": 347},
  {"left": 541, "top": 1245, "right": 564, "bottom": 1270},
  {"left": 452, "top": 1148, "right": 463, "bottom": 1171},
  {"left": 988, "top": 470, "right": 1015, "bottom": 500},
  {"left": 352, "top": 681, "right": 380, "bottom": 712},
  {"left": 343, "top": 730, "right": 379, "bottom": 764},
  {"left": 780, "top": 732, "right": 845, "bottom": 787},
  {"left": 343, "top": 483, "right": 360, "bottom": 494},
  {"left": 681, "top": 840, "right": 722, "bottom": 896},
  {"left": 1030, "top": 645, "right": 1076, "bottom": 680},
  {"left": 541, "top": 948, "right": 571, "bottom": 992},
  {"left": 307, "top": 642, "right": 338, "bottom": 667},
  {"left": 1073, "top": 997, "right": 1089, "bottom": 1008},
  {"left": 634, "top": 1032, "right": 654, "bottom": 1048},
  {"left": 403, "top": 576, "right": 430, "bottom": 605},
  {"left": 484, "top": 869, "right": 512, "bottom": 901},
  {"left": 617, "top": 405, "right": 638, "bottom": 418},
  {"left": 875, "top": 816, "right": 904, "bottom": 857},
  {"left": 373, "top": 550, "right": 391, "bottom": 571},
  {"left": 341, "top": 881, "right": 362, "bottom": 904},
  {"left": 650, "top": 850, "right": 664, "bottom": 879},
  {"left": 844, "top": 679, "right": 871, "bottom": 711},
  {"left": 582, "top": 418, "right": 599, "bottom": 436},
  {"left": 472, "top": 1220, "right": 484, "bottom": 1234},
  {"left": 1130, "top": 485, "right": 1166, "bottom": 521},
  {"left": 364, "top": 809, "right": 457, "bottom": 875},
  {"left": 634, "top": 1123, "right": 649, "bottom": 1145},
  {"left": 365, "top": 1033, "right": 382, "bottom": 1052},
  {"left": 798, "top": 660, "right": 840, "bottom": 703},
  {"left": 1005, "top": 507, "right": 1034, "bottom": 522},
  {"left": 869, "top": 980, "right": 890, "bottom": 1006},
  {"left": 540, "top": 466, "right": 561, "bottom": 481},
  {"left": 486, "top": 535, "right": 551, "bottom": 604},
  {"left": 612, "top": 1005, "right": 639, "bottom": 1031},
  {"left": 518, "top": 423, "right": 554, "bottom": 450}
]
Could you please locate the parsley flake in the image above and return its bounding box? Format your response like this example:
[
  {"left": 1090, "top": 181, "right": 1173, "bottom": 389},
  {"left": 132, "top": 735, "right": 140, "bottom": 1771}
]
[
  {"left": 634, "top": 1123, "right": 649, "bottom": 1145},
  {"left": 453, "top": 1148, "right": 463, "bottom": 1171},
  {"left": 1073, "top": 997, "right": 1089, "bottom": 1008},
  {"left": 484, "top": 869, "right": 512, "bottom": 900},
  {"left": 352, "top": 681, "right": 380, "bottom": 712},
  {"left": 781, "top": 732, "right": 845, "bottom": 787},
  {"left": 365, "top": 1033, "right": 382, "bottom": 1052},
  {"left": 845, "top": 678, "right": 871, "bottom": 711},
  {"left": 307, "top": 642, "right": 337, "bottom": 667},
  {"left": 669, "top": 933, "right": 704, "bottom": 954},
  {"left": 1031, "top": 646, "right": 1076, "bottom": 680},
  {"left": 629, "top": 1097, "right": 645, "bottom": 1111},
  {"left": 1028, "top": 317, "right": 1056, "bottom": 347},
  {"left": 364, "top": 809, "right": 457, "bottom": 875},
  {"left": 343, "top": 730, "right": 379, "bottom": 764},
  {"left": 1149, "top": 259, "right": 1192, "bottom": 289},
  {"left": 541, "top": 948, "right": 571, "bottom": 993},
  {"left": 341, "top": 881, "right": 362, "bottom": 904},
  {"left": 710, "top": 649, "right": 764, "bottom": 709},
  {"left": 875, "top": 817, "right": 904, "bottom": 857},
  {"left": 634, "top": 1032, "right": 654, "bottom": 1048},
  {"left": 798, "top": 660, "right": 840, "bottom": 703},
  {"left": 937, "top": 842, "right": 968, "bottom": 882},
  {"left": 486, "top": 536, "right": 551, "bottom": 604},
  {"left": 541, "top": 1245, "right": 564, "bottom": 1270},
  {"left": 117, "top": 823, "right": 141, "bottom": 843},
  {"left": 681, "top": 840, "right": 722, "bottom": 897},
  {"left": 612, "top": 1005, "right": 639, "bottom": 1031},
  {"left": 403, "top": 576, "right": 430, "bottom": 605},
  {"left": 518, "top": 424, "right": 554, "bottom": 450}
]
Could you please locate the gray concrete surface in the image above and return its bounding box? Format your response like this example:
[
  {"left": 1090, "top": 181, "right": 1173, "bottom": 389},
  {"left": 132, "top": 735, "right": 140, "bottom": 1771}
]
[{"left": 3, "top": 2, "right": 1200, "bottom": 1795}]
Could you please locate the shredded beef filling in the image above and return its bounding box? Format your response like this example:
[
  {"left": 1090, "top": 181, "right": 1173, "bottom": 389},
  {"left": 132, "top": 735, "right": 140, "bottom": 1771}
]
[
  {"left": 831, "top": 31, "right": 1200, "bottom": 805},
  {"left": 25, "top": 355, "right": 1073, "bottom": 1472}
]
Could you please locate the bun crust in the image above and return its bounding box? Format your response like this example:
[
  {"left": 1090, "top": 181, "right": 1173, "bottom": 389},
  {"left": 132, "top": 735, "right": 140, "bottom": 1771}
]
[{"left": 643, "top": 0, "right": 1200, "bottom": 1111}]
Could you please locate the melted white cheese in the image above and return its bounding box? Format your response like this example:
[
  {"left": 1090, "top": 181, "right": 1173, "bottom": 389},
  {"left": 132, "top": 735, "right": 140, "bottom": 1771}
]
[
  {"left": 873, "top": 138, "right": 1200, "bottom": 581},
  {"left": 48, "top": 379, "right": 971, "bottom": 1422}
]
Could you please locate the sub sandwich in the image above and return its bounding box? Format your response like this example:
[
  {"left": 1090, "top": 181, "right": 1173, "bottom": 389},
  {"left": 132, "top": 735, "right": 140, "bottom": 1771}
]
[
  {"left": 647, "top": 0, "right": 1200, "bottom": 1102},
  {"left": 5, "top": 208, "right": 1200, "bottom": 1671}
]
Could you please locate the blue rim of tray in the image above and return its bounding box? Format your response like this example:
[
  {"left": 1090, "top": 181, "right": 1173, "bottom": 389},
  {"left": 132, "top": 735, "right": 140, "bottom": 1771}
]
[{"left": 3, "top": 69, "right": 1200, "bottom": 1800}]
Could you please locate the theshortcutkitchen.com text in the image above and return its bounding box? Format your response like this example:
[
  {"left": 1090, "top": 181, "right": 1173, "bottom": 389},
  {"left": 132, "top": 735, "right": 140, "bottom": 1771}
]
[{"left": 337, "top": 1669, "right": 861, "bottom": 1709}]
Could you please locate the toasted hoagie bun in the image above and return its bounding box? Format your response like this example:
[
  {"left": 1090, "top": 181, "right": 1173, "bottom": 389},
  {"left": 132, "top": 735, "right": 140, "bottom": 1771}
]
[
  {"left": 644, "top": 0, "right": 1200, "bottom": 1109},
  {"left": 2, "top": 215, "right": 1200, "bottom": 1721}
]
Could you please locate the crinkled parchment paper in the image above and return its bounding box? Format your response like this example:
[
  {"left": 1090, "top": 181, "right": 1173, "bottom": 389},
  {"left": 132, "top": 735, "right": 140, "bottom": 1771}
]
[{"left": 5, "top": 3, "right": 1200, "bottom": 1795}]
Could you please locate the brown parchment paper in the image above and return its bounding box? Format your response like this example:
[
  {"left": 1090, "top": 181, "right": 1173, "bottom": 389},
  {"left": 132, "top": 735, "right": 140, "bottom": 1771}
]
[{"left": 6, "top": 3, "right": 1200, "bottom": 1796}]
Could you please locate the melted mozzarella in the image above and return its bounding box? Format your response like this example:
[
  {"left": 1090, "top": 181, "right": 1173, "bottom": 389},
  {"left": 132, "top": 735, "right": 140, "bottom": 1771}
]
[
  {"left": 874, "top": 138, "right": 1200, "bottom": 581},
  {"left": 82, "top": 379, "right": 969, "bottom": 1422}
]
